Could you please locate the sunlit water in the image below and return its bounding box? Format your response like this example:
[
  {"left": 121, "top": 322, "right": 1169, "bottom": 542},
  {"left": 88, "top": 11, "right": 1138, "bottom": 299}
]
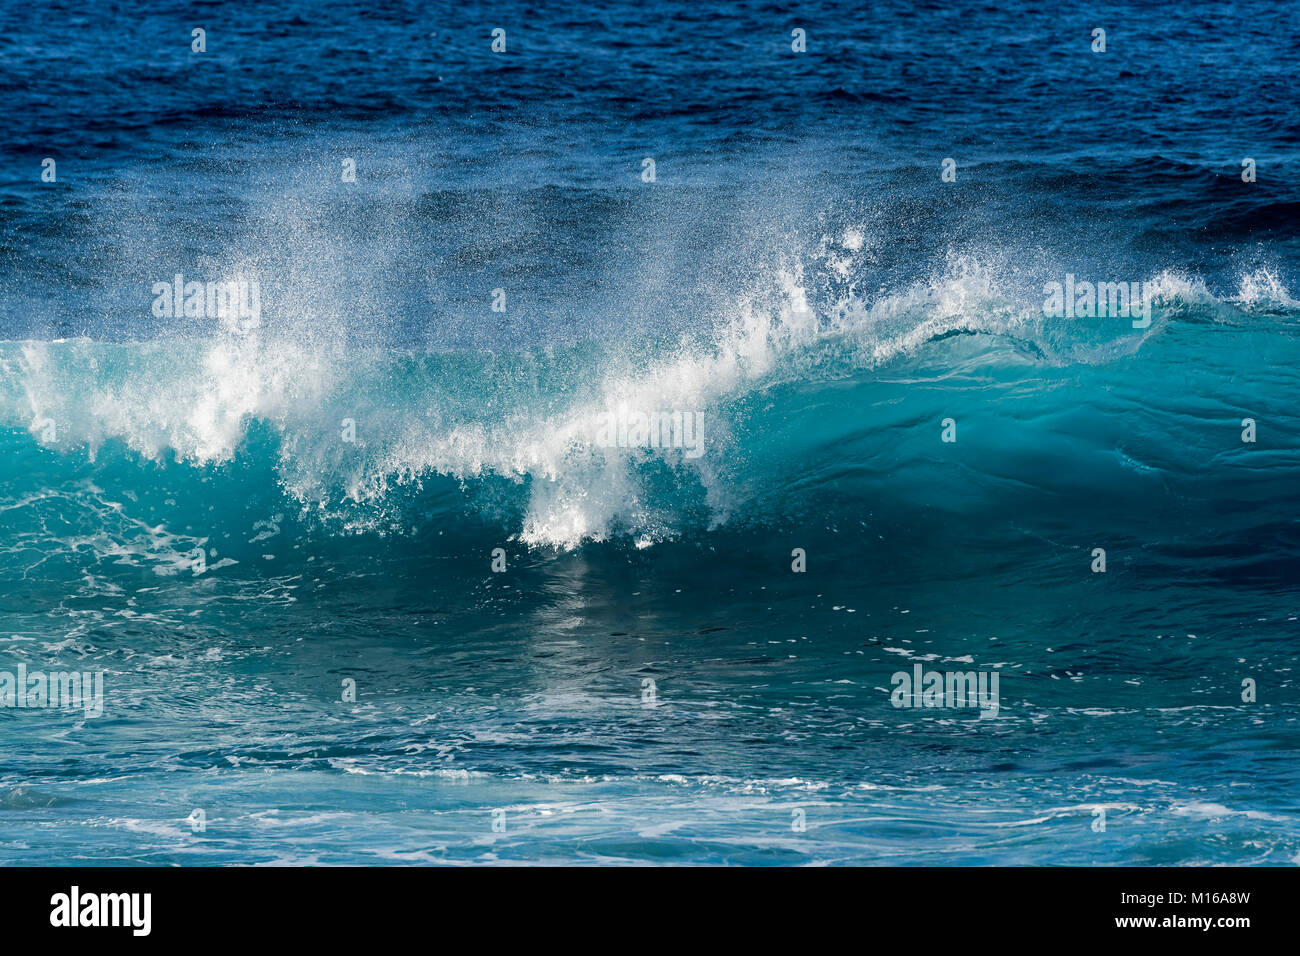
[{"left": 0, "top": 0, "right": 1297, "bottom": 864}]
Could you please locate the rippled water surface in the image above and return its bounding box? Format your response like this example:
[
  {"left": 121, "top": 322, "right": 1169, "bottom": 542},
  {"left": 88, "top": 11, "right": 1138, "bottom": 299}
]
[{"left": 0, "top": 0, "right": 1297, "bottom": 864}]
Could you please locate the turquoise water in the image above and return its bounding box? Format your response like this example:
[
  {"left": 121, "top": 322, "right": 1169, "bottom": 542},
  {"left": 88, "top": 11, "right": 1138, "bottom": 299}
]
[
  {"left": 3, "top": 288, "right": 1299, "bottom": 864},
  {"left": 1, "top": 0, "right": 1298, "bottom": 864}
]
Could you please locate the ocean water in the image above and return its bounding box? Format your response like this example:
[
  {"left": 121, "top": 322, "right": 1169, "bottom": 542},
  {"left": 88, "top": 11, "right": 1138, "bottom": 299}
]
[{"left": 1, "top": 0, "right": 1298, "bottom": 865}]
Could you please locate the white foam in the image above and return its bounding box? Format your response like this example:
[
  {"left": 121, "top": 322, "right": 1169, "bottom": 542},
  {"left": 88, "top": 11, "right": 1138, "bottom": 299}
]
[{"left": 4, "top": 252, "right": 1286, "bottom": 551}]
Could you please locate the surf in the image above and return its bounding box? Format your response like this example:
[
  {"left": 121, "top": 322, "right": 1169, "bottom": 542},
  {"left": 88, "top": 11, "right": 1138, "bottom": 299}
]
[{"left": 1, "top": 261, "right": 1297, "bottom": 559}]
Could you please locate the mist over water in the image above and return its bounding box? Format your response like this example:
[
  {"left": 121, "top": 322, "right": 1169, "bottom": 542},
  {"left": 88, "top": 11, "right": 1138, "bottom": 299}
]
[{"left": 1, "top": 0, "right": 1298, "bottom": 864}]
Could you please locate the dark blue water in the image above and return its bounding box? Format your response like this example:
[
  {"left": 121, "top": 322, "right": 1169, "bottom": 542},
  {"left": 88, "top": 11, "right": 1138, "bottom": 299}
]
[{"left": 1, "top": 0, "right": 1297, "bottom": 864}]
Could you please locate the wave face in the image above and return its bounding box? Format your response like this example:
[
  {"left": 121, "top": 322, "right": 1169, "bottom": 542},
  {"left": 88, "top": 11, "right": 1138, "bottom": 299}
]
[
  {"left": 4, "top": 263, "right": 1300, "bottom": 555},
  {"left": 1, "top": 0, "right": 1299, "bottom": 865}
]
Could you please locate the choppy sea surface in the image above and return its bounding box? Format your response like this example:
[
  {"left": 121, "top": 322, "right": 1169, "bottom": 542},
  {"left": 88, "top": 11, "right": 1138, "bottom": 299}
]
[{"left": 1, "top": 0, "right": 1298, "bottom": 864}]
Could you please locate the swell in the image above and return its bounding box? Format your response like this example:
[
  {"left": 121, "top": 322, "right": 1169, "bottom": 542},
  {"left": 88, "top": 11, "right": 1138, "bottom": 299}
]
[{"left": 1, "top": 264, "right": 1298, "bottom": 562}]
